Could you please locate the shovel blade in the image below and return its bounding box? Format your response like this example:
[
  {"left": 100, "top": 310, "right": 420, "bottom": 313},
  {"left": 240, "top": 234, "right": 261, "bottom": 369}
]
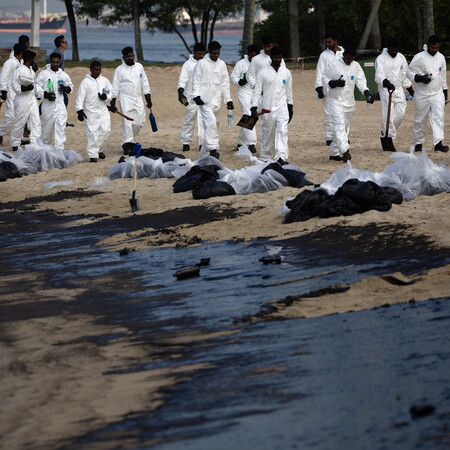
[
  {"left": 380, "top": 136, "right": 396, "bottom": 152},
  {"left": 129, "top": 191, "right": 140, "bottom": 212},
  {"left": 237, "top": 114, "right": 258, "bottom": 130}
]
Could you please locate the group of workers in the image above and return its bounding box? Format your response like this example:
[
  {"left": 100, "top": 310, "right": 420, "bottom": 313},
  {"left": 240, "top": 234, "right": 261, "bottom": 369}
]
[{"left": 0, "top": 32, "right": 447, "bottom": 165}]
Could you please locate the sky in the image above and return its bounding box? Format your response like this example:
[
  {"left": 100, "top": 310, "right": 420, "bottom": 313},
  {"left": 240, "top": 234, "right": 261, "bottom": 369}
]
[{"left": 2, "top": 0, "right": 66, "bottom": 15}]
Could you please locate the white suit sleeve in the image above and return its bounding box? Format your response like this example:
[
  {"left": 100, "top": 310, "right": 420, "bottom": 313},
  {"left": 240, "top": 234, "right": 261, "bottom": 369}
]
[
  {"left": 111, "top": 67, "right": 120, "bottom": 98},
  {"left": 141, "top": 67, "right": 151, "bottom": 96},
  {"left": 35, "top": 71, "right": 45, "bottom": 98},
  {"left": 246, "top": 59, "right": 256, "bottom": 89},
  {"left": 374, "top": 55, "right": 386, "bottom": 86},
  {"left": 221, "top": 63, "right": 232, "bottom": 104},
  {"left": 75, "top": 80, "right": 86, "bottom": 111},
  {"left": 105, "top": 78, "right": 114, "bottom": 101},
  {"left": 406, "top": 54, "right": 421, "bottom": 83},
  {"left": 191, "top": 63, "right": 201, "bottom": 99},
  {"left": 251, "top": 72, "right": 263, "bottom": 108},
  {"left": 177, "top": 61, "right": 190, "bottom": 90},
  {"left": 0, "top": 61, "right": 14, "bottom": 91},
  {"left": 230, "top": 60, "right": 242, "bottom": 86},
  {"left": 63, "top": 72, "right": 74, "bottom": 94},
  {"left": 314, "top": 53, "right": 327, "bottom": 88},
  {"left": 355, "top": 63, "right": 369, "bottom": 94},
  {"left": 286, "top": 70, "right": 293, "bottom": 105},
  {"left": 440, "top": 55, "right": 447, "bottom": 90}
]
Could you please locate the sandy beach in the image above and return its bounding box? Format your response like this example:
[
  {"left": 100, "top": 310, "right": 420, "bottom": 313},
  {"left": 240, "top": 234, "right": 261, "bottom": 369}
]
[{"left": 1, "top": 65, "right": 449, "bottom": 449}]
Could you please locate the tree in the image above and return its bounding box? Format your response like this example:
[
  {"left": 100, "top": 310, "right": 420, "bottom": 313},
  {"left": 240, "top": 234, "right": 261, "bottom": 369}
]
[
  {"left": 423, "top": 0, "right": 434, "bottom": 39},
  {"left": 358, "top": 0, "right": 382, "bottom": 49},
  {"left": 287, "top": 0, "right": 300, "bottom": 59},
  {"left": 63, "top": 0, "right": 79, "bottom": 61},
  {"left": 242, "top": 0, "right": 255, "bottom": 54}
]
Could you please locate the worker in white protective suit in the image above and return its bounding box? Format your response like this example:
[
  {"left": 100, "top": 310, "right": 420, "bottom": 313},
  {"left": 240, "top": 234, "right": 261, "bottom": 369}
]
[
  {"left": 246, "top": 34, "right": 277, "bottom": 90},
  {"left": 250, "top": 46, "right": 293, "bottom": 163},
  {"left": 110, "top": 47, "right": 152, "bottom": 155},
  {"left": 35, "top": 52, "right": 73, "bottom": 150},
  {"left": 75, "top": 61, "right": 113, "bottom": 162},
  {"left": 177, "top": 42, "right": 206, "bottom": 153},
  {"left": 375, "top": 37, "right": 414, "bottom": 143},
  {"left": 191, "top": 40, "right": 234, "bottom": 159},
  {"left": 314, "top": 31, "right": 345, "bottom": 155},
  {"left": 230, "top": 44, "right": 259, "bottom": 153},
  {"left": 407, "top": 35, "right": 448, "bottom": 153},
  {"left": 10, "top": 50, "right": 41, "bottom": 151},
  {"left": 322, "top": 47, "right": 374, "bottom": 162},
  {"left": 0, "top": 43, "right": 24, "bottom": 146}
]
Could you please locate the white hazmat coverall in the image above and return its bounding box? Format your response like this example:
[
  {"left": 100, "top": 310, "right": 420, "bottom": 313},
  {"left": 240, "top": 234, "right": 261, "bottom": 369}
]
[
  {"left": 231, "top": 55, "right": 256, "bottom": 147},
  {"left": 0, "top": 55, "right": 21, "bottom": 139},
  {"left": 112, "top": 61, "right": 151, "bottom": 145},
  {"left": 407, "top": 48, "right": 447, "bottom": 147},
  {"left": 177, "top": 54, "right": 203, "bottom": 148},
  {"left": 35, "top": 64, "right": 73, "bottom": 150},
  {"left": 251, "top": 63, "right": 293, "bottom": 161},
  {"left": 315, "top": 46, "right": 345, "bottom": 148},
  {"left": 191, "top": 54, "right": 232, "bottom": 152},
  {"left": 375, "top": 48, "right": 412, "bottom": 140},
  {"left": 10, "top": 65, "right": 41, "bottom": 148},
  {"left": 322, "top": 58, "right": 369, "bottom": 156},
  {"left": 75, "top": 74, "right": 113, "bottom": 159}
]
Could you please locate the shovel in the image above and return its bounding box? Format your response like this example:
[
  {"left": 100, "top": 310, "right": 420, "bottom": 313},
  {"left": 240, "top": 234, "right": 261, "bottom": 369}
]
[
  {"left": 380, "top": 89, "right": 396, "bottom": 152},
  {"left": 237, "top": 109, "right": 271, "bottom": 130},
  {"left": 129, "top": 144, "right": 141, "bottom": 212}
]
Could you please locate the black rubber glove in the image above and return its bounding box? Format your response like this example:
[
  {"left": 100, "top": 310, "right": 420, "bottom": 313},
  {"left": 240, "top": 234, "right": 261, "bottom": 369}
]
[
  {"left": 238, "top": 74, "right": 247, "bottom": 86},
  {"left": 407, "top": 86, "right": 414, "bottom": 97},
  {"left": 177, "top": 87, "right": 188, "bottom": 106},
  {"left": 144, "top": 93, "right": 152, "bottom": 108},
  {"left": 329, "top": 78, "right": 345, "bottom": 89},
  {"left": 415, "top": 74, "right": 431, "bottom": 84},
  {"left": 21, "top": 84, "right": 33, "bottom": 92},
  {"left": 98, "top": 92, "right": 107, "bottom": 101},
  {"left": 108, "top": 98, "right": 118, "bottom": 113},
  {"left": 364, "top": 90, "right": 374, "bottom": 104},
  {"left": 315, "top": 86, "right": 324, "bottom": 99},
  {"left": 287, "top": 104, "right": 293, "bottom": 123},
  {"left": 0, "top": 90, "right": 6, "bottom": 101},
  {"left": 77, "top": 110, "right": 87, "bottom": 121},
  {"left": 444, "top": 89, "right": 448, "bottom": 102},
  {"left": 250, "top": 106, "right": 258, "bottom": 117},
  {"left": 58, "top": 85, "right": 71, "bottom": 94},
  {"left": 382, "top": 78, "right": 395, "bottom": 91},
  {"left": 226, "top": 101, "right": 234, "bottom": 110},
  {"left": 44, "top": 91, "right": 56, "bottom": 101},
  {"left": 193, "top": 96, "right": 204, "bottom": 105},
  {"left": 31, "top": 62, "right": 38, "bottom": 72}
]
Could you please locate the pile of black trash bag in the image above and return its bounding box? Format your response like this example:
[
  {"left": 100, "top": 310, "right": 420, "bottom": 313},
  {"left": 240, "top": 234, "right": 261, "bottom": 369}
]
[
  {"left": 0, "top": 157, "right": 21, "bottom": 182},
  {"left": 173, "top": 160, "right": 313, "bottom": 199},
  {"left": 284, "top": 178, "right": 403, "bottom": 223},
  {"left": 173, "top": 165, "right": 236, "bottom": 199}
]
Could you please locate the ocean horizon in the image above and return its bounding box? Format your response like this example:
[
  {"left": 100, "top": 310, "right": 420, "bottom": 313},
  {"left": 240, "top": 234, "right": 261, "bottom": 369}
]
[{"left": 0, "top": 23, "right": 244, "bottom": 63}]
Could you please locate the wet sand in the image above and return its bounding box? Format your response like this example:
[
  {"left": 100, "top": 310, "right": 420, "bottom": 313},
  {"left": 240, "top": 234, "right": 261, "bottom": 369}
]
[{"left": 0, "top": 65, "right": 449, "bottom": 449}]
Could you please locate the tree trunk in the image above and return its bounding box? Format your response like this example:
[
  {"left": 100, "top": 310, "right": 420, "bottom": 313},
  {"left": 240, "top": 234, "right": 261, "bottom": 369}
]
[
  {"left": 242, "top": 0, "right": 255, "bottom": 55},
  {"left": 413, "top": 0, "right": 423, "bottom": 51},
  {"left": 287, "top": 0, "right": 300, "bottom": 58},
  {"left": 133, "top": 0, "right": 144, "bottom": 61},
  {"left": 423, "top": 0, "right": 435, "bottom": 39},
  {"left": 64, "top": 0, "right": 79, "bottom": 61},
  {"left": 316, "top": 0, "right": 326, "bottom": 52},
  {"left": 369, "top": 2, "right": 381, "bottom": 50},
  {"left": 358, "top": 0, "right": 382, "bottom": 50}
]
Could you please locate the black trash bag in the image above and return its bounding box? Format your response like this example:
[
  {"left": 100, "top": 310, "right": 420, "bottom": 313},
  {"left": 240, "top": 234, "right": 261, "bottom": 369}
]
[
  {"left": 173, "top": 165, "right": 221, "bottom": 193},
  {"left": 284, "top": 189, "right": 330, "bottom": 223},
  {"left": 318, "top": 195, "right": 364, "bottom": 218},
  {"left": 140, "top": 147, "right": 186, "bottom": 162},
  {"left": 0, "top": 161, "right": 21, "bottom": 181},
  {"left": 261, "top": 162, "right": 313, "bottom": 188},
  {"left": 192, "top": 179, "right": 236, "bottom": 199}
]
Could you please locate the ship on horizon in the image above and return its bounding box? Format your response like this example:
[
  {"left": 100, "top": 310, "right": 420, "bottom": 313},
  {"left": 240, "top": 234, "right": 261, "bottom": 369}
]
[{"left": 0, "top": 14, "right": 67, "bottom": 33}]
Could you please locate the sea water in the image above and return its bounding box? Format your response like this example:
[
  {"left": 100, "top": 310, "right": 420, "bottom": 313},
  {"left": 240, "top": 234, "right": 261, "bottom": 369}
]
[{"left": 0, "top": 25, "right": 243, "bottom": 63}]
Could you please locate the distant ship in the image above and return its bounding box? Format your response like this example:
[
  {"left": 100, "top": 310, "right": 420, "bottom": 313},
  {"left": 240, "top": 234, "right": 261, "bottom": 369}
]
[{"left": 0, "top": 15, "right": 67, "bottom": 33}]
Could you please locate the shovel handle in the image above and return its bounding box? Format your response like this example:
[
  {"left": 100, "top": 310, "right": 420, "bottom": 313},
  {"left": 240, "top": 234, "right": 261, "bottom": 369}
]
[
  {"left": 132, "top": 158, "right": 138, "bottom": 191},
  {"left": 114, "top": 110, "right": 134, "bottom": 121},
  {"left": 385, "top": 89, "right": 393, "bottom": 138}
]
